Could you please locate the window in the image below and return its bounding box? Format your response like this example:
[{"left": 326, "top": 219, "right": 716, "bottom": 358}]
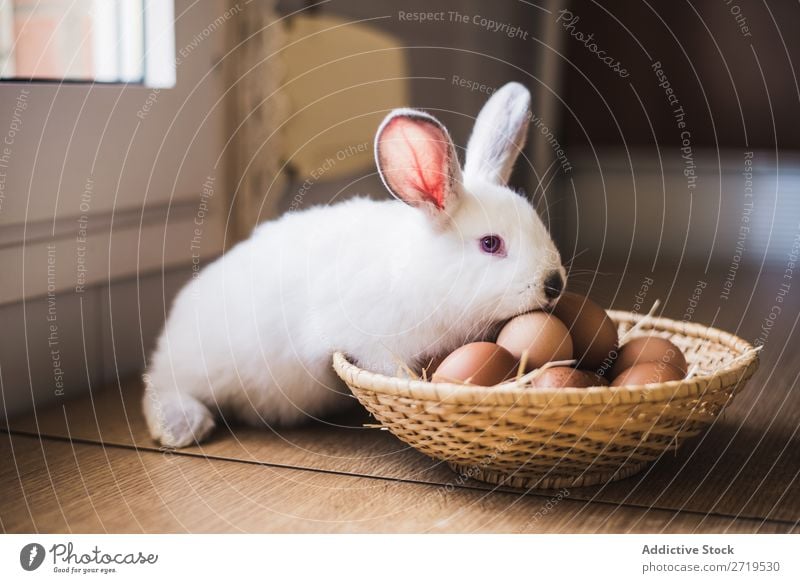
[{"left": 0, "top": 0, "right": 174, "bottom": 87}]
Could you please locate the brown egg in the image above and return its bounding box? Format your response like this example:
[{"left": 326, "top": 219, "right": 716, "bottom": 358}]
[
  {"left": 586, "top": 370, "right": 611, "bottom": 386},
  {"left": 531, "top": 367, "right": 606, "bottom": 389},
  {"left": 551, "top": 291, "right": 618, "bottom": 370},
  {"left": 610, "top": 335, "right": 688, "bottom": 378},
  {"left": 611, "top": 362, "right": 685, "bottom": 386},
  {"left": 432, "top": 342, "right": 518, "bottom": 386},
  {"left": 496, "top": 312, "right": 573, "bottom": 371}
]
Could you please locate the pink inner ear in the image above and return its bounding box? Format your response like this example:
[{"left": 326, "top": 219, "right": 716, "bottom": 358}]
[{"left": 379, "top": 116, "right": 450, "bottom": 209}]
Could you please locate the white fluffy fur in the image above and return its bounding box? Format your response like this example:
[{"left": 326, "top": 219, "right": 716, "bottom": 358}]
[{"left": 143, "top": 82, "right": 565, "bottom": 448}]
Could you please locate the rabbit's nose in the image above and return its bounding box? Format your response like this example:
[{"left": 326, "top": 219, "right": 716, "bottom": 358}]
[{"left": 543, "top": 271, "right": 565, "bottom": 301}]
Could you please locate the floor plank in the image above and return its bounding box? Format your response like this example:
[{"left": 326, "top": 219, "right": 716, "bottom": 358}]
[
  {"left": 3, "top": 268, "right": 798, "bottom": 526},
  {"left": 2, "top": 376, "right": 456, "bottom": 484},
  {"left": 1, "top": 433, "right": 792, "bottom": 534}
]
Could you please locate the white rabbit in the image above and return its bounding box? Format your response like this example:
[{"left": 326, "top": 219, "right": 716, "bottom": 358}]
[{"left": 142, "top": 82, "right": 566, "bottom": 448}]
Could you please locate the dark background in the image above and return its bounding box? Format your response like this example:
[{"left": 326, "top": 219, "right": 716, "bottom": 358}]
[{"left": 561, "top": 0, "right": 800, "bottom": 151}]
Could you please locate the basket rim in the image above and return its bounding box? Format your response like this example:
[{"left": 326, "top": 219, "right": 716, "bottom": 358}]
[{"left": 332, "top": 310, "right": 760, "bottom": 407}]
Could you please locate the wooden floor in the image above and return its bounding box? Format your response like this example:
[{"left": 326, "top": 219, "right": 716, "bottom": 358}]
[{"left": 2, "top": 267, "right": 799, "bottom": 533}]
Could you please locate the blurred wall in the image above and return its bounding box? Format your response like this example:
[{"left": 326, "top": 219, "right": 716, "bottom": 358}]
[
  {"left": 276, "top": 0, "right": 559, "bottom": 217},
  {"left": 0, "top": 0, "right": 230, "bottom": 417},
  {"left": 556, "top": 0, "right": 800, "bottom": 273}
]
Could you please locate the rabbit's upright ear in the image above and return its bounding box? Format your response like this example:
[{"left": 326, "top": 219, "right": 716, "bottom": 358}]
[
  {"left": 375, "top": 109, "right": 462, "bottom": 217},
  {"left": 463, "top": 82, "right": 531, "bottom": 185}
]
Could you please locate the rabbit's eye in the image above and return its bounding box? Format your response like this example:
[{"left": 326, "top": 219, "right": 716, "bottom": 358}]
[{"left": 479, "top": 235, "right": 506, "bottom": 256}]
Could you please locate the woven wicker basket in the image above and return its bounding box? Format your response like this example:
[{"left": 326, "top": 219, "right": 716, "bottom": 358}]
[{"left": 333, "top": 310, "right": 760, "bottom": 490}]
